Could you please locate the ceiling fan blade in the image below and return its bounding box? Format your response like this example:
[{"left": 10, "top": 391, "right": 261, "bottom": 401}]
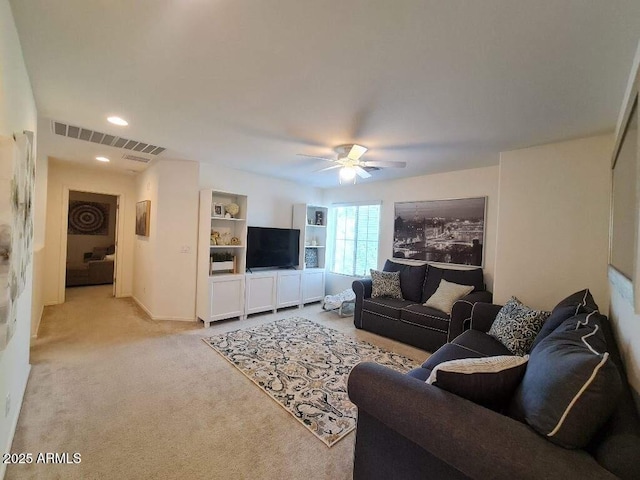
[
  {"left": 347, "top": 144, "right": 368, "bottom": 161},
  {"left": 354, "top": 166, "right": 372, "bottom": 178},
  {"left": 315, "top": 164, "right": 343, "bottom": 173},
  {"left": 363, "top": 160, "right": 407, "bottom": 168},
  {"left": 297, "top": 153, "right": 336, "bottom": 162}
]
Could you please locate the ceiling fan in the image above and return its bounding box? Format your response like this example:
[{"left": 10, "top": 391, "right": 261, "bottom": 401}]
[{"left": 297, "top": 144, "right": 407, "bottom": 184}]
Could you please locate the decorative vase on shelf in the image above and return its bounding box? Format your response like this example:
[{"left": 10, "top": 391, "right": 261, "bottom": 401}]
[{"left": 225, "top": 203, "right": 240, "bottom": 218}]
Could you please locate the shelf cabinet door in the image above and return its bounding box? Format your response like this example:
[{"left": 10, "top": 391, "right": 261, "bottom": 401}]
[
  {"left": 245, "top": 272, "right": 277, "bottom": 315},
  {"left": 209, "top": 276, "right": 245, "bottom": 323},
  {"left": 303, "top": 269, "right": 325, "bottom": 303},
  {"left": 276, "top": 271, "right": 302, "bottom": 308}
]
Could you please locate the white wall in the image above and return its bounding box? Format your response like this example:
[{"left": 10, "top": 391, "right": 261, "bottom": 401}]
[
  {"left": 31, "top": 153, "right": 47, "bottom": 337},
  {"left": 199, "top": 164, "right": 324, "bottom": 228},
  {"left": 43, "top": 160, "right": 136, "bottom": 304},
  {"left": 0, "top": 0, "right": 37, "bottom": 474},
  {"left": 493, "top": 134, "right": 613, "bottom": 312},
  {"left": 133, "top": 159, "right": 199, "bottom": 321},
  {"left": 610, "top": 285, "right": 640, "bottom": 399},
  {"left": 322, "top": 166, "right": 500, "bottom": 295}
]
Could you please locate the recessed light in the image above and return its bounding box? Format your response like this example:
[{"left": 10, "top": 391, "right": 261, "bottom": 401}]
[
  {"left": 107, "top": 116, "right": 128, "bottom": 126},
  {"left": 96, "top": 156, "right": 110, "bottom": 162}
]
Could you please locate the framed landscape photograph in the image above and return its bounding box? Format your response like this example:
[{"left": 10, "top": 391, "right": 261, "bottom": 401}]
[
  {"left": 136, "top": 200, "right": 150, "bottom": 236},
  {"left": 393, "top": 197, "right": 486, "bottom": 267}
]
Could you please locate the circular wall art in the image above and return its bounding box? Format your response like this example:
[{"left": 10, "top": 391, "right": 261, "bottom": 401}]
[{"left": 68, "top": 201, "right": 109, "bottom": 235}]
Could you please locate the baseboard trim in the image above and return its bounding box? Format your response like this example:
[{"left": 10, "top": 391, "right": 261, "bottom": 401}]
[
  {"left": 131, "top": 296, "right": 195, "bottom": 322},
  {"left": 31, "top": 305, "right": 44, "bottom": 339},
  {"left": 1, "top": 364, "right": 31, "bottom": 480}
]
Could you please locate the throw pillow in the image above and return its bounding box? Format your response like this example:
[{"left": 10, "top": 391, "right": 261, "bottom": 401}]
[
  {"left": 552, "top": 288, "right": 599, "bottom": 314},
  {"left": 426, "top": 355, "right": 528, "bottom": 410},
  {"left": 104, "top": 254, "right": 116, "bottom": 261},
  {"left": 370, "top": 269, "right": 403, "bottom": 299},
  {"left": 423, "top": 279, "right": 474, "bottom": 314},
  {"left": 530, "top": 289, "right": 601, "bottom": 351},
  {"left": 488, "top": 297, "right": 550, "bottom": 356},
  {"left": 510, "top": 311, "right": 622, "bottom": 449},
  {"left": 421, "top": 265, "right": 484, "bottom": 303},
  {"left": 383, "top": 260, "right": 427, "bottom": 303}
]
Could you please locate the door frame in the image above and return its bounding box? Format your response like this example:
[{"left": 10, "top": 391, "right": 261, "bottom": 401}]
[{"left": 58, "top": 186, "right": 127, "bottom": 303}]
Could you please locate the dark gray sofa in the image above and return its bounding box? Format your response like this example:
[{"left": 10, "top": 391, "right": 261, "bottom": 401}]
[
  {"left": 348, "top": 301, "right": 640, "bottom": 480},
  {"left": 352, "top": 260, "right": 492, "bottom": 352}
]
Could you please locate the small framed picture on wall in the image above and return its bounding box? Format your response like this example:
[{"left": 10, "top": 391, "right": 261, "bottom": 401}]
[{"left": 212, "top": 203, "right": 224, "bottom": 218}]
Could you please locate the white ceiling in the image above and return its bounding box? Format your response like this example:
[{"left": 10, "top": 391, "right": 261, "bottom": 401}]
[{"left": 10, "top": 0, "right": 640, "bottom": 188}]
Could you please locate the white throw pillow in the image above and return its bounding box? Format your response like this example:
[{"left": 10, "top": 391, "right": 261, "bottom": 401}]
[
  {"left": 423, "top": 279, "right": 473, "bottom": 314},
  {"left": 104, "top": 254, "right": 116, "bottom": 261}
]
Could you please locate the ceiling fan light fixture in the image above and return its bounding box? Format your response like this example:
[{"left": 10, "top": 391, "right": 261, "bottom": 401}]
[{"left": 339, "top": 166, "right": 357, "bottom": 184}]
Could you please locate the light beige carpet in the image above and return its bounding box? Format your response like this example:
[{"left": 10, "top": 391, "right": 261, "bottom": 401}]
[{"left": 7, "top": 285, "right": 427, "bottom": 480}]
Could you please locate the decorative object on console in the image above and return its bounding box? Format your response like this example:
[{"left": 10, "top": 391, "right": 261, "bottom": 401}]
[
  {"left": 488, "top": 297, "right": 550, "bottom": 356},
  {"left": 212, "top": 203, "right": 224, "bottom": 217},
  {"left": 423, "top": 279, "right": 474, "bottom": 314},
  {"left": 225, "top": 202, "right": 240, "bottom": 218},
  {"left": 135, "top": 200, "right": 150, "bottom": 236},
  {"left": 393, "top": 197, "right": 486, "bottom": 266},
  {"left": 203, "top": 317, "right": 419, "bottom": 447},
  {"left": 68, "top": 200, "right": 109, "bottom": 235},
  {"left": 370, "top": 269, "right": 403, "bottom": 299},
  {"left": 305, "top": 248, "right": 318, "bottom": 268},
  {"left": 210, "top": 252, "right": 235, "bottom": 274}
]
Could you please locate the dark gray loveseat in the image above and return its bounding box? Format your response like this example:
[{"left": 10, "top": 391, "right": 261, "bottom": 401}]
[
  {"left": 348, "top": 297, "right": 640, "bottom": 480},
  {"left": 352, "top": 260, "right": 492, "bottom": 352}
]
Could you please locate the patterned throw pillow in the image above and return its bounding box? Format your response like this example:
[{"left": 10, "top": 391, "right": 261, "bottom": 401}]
[
  {"left": 488, "top": 297, "right": 550, "bottom": 356},
  {"left": 423, "top": 279, "right": 474, "bottom": 314},
  {"left": 370, "top": 269, "right": 403, "bottom": 299}
]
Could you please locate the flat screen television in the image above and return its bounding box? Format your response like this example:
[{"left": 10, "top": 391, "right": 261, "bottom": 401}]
[{"left": 246, "top": 227, "right": 300, "bottom": 270}]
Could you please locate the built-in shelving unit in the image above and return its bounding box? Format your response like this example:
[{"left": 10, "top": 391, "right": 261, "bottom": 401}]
[
  {"left": 196, "top": 189, "right": 248, "bottom": 327},
  {"left": 293, "top": 204, "right": 328, "bottom": 304}
]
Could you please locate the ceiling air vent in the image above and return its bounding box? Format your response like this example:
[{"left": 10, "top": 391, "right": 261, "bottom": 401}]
[
  {"left": 51, "top": 120, "right": 166, "bottom": 155},
  {"left": 122, "top": 154, "right": 151, "bottom": 164}
]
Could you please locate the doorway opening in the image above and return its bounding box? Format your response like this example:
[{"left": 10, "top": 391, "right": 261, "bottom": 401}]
[{"left": 64, "top": 191, "right": 119, "bottom": 297}]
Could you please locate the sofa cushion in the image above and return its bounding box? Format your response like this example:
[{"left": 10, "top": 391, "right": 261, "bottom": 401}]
[
  {"left": 421, "top": 266, "right": 484, "bottom": 303},
  {"left": 362, "top": 297, "right": 412, "bottom": 320},
  {"left": 423, "top": 279, "right": 474, "bottom": 314},
  {"left": 426, "top": 355, "right": 528, "bottom": 410},
  {"left": 452, "top": 329, "right": 513, "bottom": 357},
  {"left": 406, "top": 366, "right": 432, "bottom": 381},
  {"left": 421, "top": 342, "right": 486, "bottom": 371},
  {"left": 400, "top": 304, "right": 449, "bottom": 333},
  {"left": 370, "top": 269, "right": 403, "bottom": 299},
  {"left": 421, "top": 330, "right": 512, "bottom": 372},
  {"left": 383, "top": 260, "right": 427, "bottom": 303},
  {"left": 488, "top": 297, "right": 550, "bottom": 356},
  {"left": 510, "top": 311, "right": 622, "bottom": 449}
]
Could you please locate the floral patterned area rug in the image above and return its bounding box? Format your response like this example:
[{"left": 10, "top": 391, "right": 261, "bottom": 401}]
[{"left": 203, "top": 317, "right": 419, "bottom": 447}]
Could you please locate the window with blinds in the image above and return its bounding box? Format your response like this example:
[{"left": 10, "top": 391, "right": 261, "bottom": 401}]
[{"left": 330, "top": 203, "right": 381, "bottom": 276}]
